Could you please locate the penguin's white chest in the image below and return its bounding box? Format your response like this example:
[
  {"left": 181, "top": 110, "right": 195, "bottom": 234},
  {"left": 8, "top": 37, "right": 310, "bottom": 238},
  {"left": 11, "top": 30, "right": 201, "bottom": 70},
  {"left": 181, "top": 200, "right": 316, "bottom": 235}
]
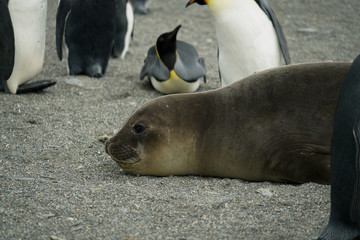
[
  {"left": 214, "top": 1, "right": 281, "bottom": 86},
  {"left": 150, "top": 70, "right": 200, "bottom": 94},
  {"left": 7, "top": 0, "right": 47, "bottom": 94}
]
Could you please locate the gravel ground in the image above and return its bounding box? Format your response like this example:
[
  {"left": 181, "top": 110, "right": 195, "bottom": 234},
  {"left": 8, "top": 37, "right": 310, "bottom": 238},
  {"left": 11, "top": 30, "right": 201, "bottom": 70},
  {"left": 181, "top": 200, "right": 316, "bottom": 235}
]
[{"left": 1, "top": 0, "right": 360, "bottom": 239}]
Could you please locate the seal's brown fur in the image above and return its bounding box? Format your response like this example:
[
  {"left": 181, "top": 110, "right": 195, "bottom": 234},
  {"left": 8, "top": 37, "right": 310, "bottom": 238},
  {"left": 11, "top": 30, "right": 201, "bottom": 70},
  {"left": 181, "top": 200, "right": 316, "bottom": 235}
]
[{"left": 106, "top": 62, "right": 351, "bottom": 184}]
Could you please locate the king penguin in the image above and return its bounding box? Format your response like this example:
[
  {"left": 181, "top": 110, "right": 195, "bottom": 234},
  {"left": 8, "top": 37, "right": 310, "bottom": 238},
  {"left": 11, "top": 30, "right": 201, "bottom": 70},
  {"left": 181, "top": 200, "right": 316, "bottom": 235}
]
[
  {"left": 317, "top": 55, "right": 360, "bottom": 240},
  {"left": 112, "top": 0, "right": 135, "bottom": 59},
  {"left": 0, "top": 0, "right": 56, "bottom": 94},
  {"left": 186, "top": 0, "right": 291, "bottom": 87},
  {"left": 140, "top": 25, "right": 207, "bottom": 95},
  {"left": 56, "top": 0, "right": 117, "bottom": 78}
]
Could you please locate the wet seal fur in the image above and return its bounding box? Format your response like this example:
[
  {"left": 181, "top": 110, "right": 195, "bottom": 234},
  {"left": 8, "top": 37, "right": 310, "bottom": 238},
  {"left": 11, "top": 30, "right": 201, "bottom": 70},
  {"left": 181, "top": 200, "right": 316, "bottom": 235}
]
[{"left": 106, "top": 62, "right": 351, "bottom": 184}]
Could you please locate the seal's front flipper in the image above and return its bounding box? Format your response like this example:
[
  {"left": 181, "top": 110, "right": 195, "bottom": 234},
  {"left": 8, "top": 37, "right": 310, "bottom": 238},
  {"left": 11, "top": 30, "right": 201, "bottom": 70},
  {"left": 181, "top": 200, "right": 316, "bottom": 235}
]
[
  {"left": 16, "top": 80, "right": 57, "bottom": 94},
  {"left": 269, "top": 142, "right": 330, "bottom": 184}
]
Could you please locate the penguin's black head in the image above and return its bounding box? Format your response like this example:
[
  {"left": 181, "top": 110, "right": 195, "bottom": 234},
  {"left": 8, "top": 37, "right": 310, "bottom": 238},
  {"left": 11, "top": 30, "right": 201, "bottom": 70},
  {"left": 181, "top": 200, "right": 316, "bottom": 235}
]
[
  {"left": 186, "top": 0, "right": 207, "bottom": 7},
  {"left": 156, "top": 25, "right": 182, "bottom": 70}
]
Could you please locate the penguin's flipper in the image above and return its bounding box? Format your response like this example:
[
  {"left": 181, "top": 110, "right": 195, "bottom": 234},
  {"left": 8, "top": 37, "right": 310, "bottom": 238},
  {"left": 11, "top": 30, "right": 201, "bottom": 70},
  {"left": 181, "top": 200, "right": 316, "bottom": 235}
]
[
  {"left": 351, "top": 55, "right": 360, "bottom": 221},
  {"left": 352, "top": 115, "right": 360, "bottom": 222},
  {"left": 255, "top": 0, "right": 291, "bottom": 65},
  {"left": 174, "top": 59, "right": 205, "bottom": 83},
  {"left": 140, "top": 55, "right": 156, "bottom": 80},
  {"left": 56, "top": 0, "right": 72, "bottom": 61},
  {"left": 16, "top": 80, "right": 57, "bottom": 94},
  {"left": 140, "top": 47, "right": 169, "bottom": 81},
  {"left": 113, "top": 0, "right": 127, "bottom": 58},
  {"left": 198, "top": 57, "right": 207, "bottom": 83},
  {"left": 174, "top": 41, "right": 207, "bottom": 83},
  {"left": 0, "top": 0, "right": 15, "bottom": 93}
]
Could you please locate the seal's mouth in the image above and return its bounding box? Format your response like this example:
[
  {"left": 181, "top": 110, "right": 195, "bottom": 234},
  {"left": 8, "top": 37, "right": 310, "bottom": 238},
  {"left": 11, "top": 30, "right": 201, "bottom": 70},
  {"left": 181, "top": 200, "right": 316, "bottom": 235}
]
[{"left": 105, "top": 142, "right": 141, "bottom": 164}]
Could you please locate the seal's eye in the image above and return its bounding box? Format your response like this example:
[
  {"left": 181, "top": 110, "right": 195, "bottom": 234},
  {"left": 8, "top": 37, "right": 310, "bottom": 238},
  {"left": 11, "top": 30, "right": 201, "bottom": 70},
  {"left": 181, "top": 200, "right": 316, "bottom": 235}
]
[{"left": 132, "top": 124, "right": 146, "bottom": 135}]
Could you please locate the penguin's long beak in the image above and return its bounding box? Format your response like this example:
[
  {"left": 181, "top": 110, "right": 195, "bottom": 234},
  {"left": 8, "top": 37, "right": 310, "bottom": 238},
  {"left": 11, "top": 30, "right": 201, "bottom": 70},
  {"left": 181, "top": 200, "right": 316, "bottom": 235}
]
[
  {"left": 168, "top": 25, "right": 182, "bottom": 40},
  {"left": 186, "top": 0, "right": 196, "bottom": 8}
]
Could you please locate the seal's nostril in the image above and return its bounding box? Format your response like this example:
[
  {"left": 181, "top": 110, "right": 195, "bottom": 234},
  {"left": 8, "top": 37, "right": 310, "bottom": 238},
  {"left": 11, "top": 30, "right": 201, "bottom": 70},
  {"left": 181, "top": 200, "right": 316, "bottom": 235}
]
[{"left": 105, "top": 144, "right": 139, "bottom": 164}]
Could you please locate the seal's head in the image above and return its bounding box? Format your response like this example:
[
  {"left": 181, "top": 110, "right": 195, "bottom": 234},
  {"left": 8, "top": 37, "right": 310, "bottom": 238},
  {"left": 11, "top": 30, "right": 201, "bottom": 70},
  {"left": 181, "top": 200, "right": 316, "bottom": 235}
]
[{"left": 105, "top": 94, "right": 208, "bottom": 176}]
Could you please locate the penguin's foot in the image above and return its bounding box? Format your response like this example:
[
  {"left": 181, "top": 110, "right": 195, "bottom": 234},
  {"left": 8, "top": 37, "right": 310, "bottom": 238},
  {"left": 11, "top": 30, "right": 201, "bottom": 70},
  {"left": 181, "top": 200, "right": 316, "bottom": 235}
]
[
  {"left": 92, "top": 73, "right": 103, "bottom": 78},
  {"left": 16, "top": 80, "right": 57, "bottom": 94},
  {"left": 318, "top": 223, "right": 360, "bottom": 240}
]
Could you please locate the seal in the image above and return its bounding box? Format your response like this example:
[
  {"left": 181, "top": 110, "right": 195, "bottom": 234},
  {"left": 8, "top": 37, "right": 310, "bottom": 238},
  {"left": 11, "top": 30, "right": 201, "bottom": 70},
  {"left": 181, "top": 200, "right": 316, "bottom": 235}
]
[
  {"left": 318, "top": 55, "right": 360, "bottom": 239},
  {"left": 105, "top": 62, "right": 351, "bottom": 184}
]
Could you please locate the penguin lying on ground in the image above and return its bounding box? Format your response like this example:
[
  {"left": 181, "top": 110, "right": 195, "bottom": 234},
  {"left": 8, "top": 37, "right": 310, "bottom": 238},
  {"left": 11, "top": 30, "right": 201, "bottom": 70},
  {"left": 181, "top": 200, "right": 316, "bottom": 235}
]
[
  {"left": 134, "top": 0, "right": 152, "bottom": 15},
  {"left": 140, "top": 25, "right": 206, "bottom": 94},
  {"left": 186, "top": 0, "right": 290, "bottom": 87},
  {"left": 0, "top": 0, "right": 56, "bottom": 94},
  {"left": 56, "top": 0, "right": 134, "bottom": 78},
  {"left": 317, "top": 55, "right": 360, "bottom": 240}
]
